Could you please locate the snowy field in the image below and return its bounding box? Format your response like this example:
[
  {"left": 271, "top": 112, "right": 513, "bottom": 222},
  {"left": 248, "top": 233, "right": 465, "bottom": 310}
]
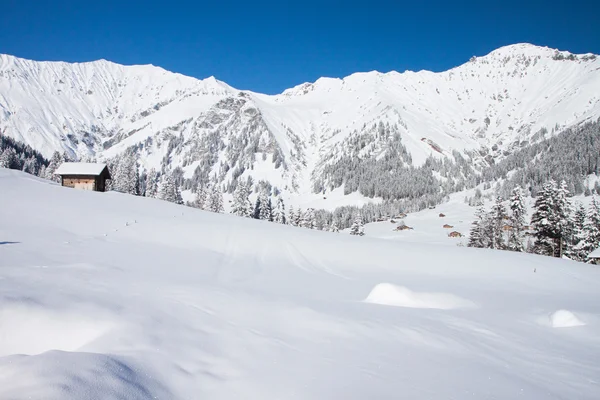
[{"left": 1, "top": 168, "right": 600, "bottom": 399}]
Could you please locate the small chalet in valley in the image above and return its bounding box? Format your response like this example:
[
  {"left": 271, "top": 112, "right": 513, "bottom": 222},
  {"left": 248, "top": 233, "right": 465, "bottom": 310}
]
[
  {"left": 587, "top": 247, "right": 600, "bottom": 265},
  {"left": 54, "top": 162, "right": 111, "bottom": 192}
]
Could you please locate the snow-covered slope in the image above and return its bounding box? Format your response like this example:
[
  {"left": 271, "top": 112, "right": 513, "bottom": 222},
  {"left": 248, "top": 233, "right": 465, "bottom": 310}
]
[
  {"left": 1, "top": 168, "right": 600, "bottom": 399},
  {"left": 1, "top": 43, "right": 600, "bottom": 201}
]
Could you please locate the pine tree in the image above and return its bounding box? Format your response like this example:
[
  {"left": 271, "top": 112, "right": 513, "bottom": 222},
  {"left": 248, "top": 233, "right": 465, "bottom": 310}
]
[
  {"left": 531, "top": 181, "right": 558, "bottom": 256},
  {"left": 273, "top": 197, "right": 287, "bottom": 224},
  {"left": 489, "top": 196, "right": 508, "bottom": 250},
  {"left": 113, "top": 152, "right": 139, "bottom": 195},
  {"left": 293, "top": 208, "right": 303, "bottom": 227},
  {"left": 204, "top": 184, "right": 224, "bottom": 213},
  {"left": 554, "top": 180, "right": 573, "bottom": 257},
  {"left": 575, "top": 197, "right": 600, "bottom": 262},
  {"left": 231, "top": 182, "right": 252, "bottom": 217},
  {"left": 568, "top": 202, "right": 587, "bottom": 261},
  {"left": 330, "top": 220, "right": 339, "bottom": 233},
  {"left": 288, "top": 206, "right": 296, "bottom": 226},
  {"left": 349, "top": 213, "right": 365, "bottom": 236},
  {"left": 45, "top": 151, "right": 64, "bottom": 182},
  {"left": 300, "top": 208, "right": 316, "bottom": 229},
  {"left": 158, "top": 173, "right": 183, "bottom": 205},
  {"left": 145, "top": 169, "right": 160, "bottom": 198},
  {"left": 530, "top": 180, "right": 572, "bottom": 257},
  {"left": 508, "top": 187, "right": 526, "bottom": 252},
  {"left": 468, "top": 206, "right": 486, "bottom": 248},
  {"left": 258, "top": 191, "right": 273, "bottom": 221}
]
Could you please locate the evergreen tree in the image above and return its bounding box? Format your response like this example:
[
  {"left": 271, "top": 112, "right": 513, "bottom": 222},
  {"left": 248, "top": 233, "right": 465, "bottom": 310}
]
[
  {"left": 554, "top": 180, "right": 573, "bottom": 257},
  {"left": 145, "top": 169, "right": 160, "bottom": 198},
  {"left": 568, "top": 202, "right": 587, "bottom": 261},
  {"left": 531, "top": 181, "right": 558, "bottom": 256},
  {"left": 531, "top": 180, "right": 571, "bottom": 257},
  {"left": 293, "top": 208, "right": 303, "bottom": 227},
  {"left": 231, "top": 182, "right": 252, "bottom": 217},
  {"left": 113, "top": 152, "right": 140, "bottom": 195},
  {"left": 288, "top": 205, "right": 297, "bottom": 226},
  {"left": 468, "top": 206, "right": 487, "bottom": 248},
  {"left": 489, "top": 196, "right": 508, "bottom": 249},
  {"left": 349, "top": 213, "right": 365, "bottom": 236},
  {"left": 574, "top": 197, "right": 600, "bottom": 262},
  {"left": 330, "top": 220, "right": 339, "bottom": 233},
  {"left": 158, "top": 173, "right": 183, "bottom": 205},
  {"left": 508, "top": 187, "right": 526, "bottom": 252},
  {"left": 204, "top": 184, "right": 224, "bottom": 213},
  {"left": 300, "top": 208, "right": 316, "bottom": 229},
  {"left": 258, "top": 191, "right": 273, "bottom": 221},
  {"left": 273, "top": 197, "right": 287, "bottom": 224},
  {"left": 45, "top": 151, "right": 64, "bottom": 182}
]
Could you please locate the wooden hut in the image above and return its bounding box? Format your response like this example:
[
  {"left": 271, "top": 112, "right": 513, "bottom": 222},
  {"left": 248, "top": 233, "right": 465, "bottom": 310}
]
[
  {"left": 587, "top": 247, "right": 600, "bottom": 265},
  {"left": 54, "top": 162, "right": 111, "bottom": 192}
]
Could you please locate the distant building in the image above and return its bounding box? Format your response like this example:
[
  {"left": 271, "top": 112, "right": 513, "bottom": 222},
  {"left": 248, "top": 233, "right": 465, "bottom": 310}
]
[
  {"left": 587, "top": 247, "right": 600, "bottom": 265},
  {"left": 54, "top": 162, "right": 111, "bottom": 192}
]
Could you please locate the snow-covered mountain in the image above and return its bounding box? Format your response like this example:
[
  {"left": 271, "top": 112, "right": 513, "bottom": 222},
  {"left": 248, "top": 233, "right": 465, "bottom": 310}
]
[{"left": 1, "top": 43, "right": 599, "bottom": 203}]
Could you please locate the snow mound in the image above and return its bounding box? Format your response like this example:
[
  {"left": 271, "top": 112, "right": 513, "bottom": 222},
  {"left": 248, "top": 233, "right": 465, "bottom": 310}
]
[
  {"left": 0, "top": 306, "right": 111, "bottom": 356},
  {"left": 0, "top": 351, "right": 170, "bottom": 400},
  {"left": 364, "top": 283, "right": 476, "bottom": 310},
  {"left": 549, "top": 310, "right": 586, "bottom": 328}
]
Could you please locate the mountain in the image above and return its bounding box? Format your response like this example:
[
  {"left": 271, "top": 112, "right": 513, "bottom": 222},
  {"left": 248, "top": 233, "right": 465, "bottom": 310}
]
[
  {"left": 1, "top": 168, "right": 599, "bottom": 399},
  {"left": 1, "top": 44, "right": 599, "bottom": 206}
]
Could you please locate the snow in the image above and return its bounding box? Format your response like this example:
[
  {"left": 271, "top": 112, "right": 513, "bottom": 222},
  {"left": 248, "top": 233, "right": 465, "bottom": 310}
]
[
  {"left": 587, "top": 246, "right": 600, "bottom": 258},
  {"left": 2, "top": 168, "right": 600, "bottom": 399},
  {"left": 548, "top": 310, "right": 586, "bottom": 328},
  {"left": 54, "top": 162, "right": 108, "bottom": 175},
  {"left": 364, "top": 283, "right": 477, "bottom": 310}
]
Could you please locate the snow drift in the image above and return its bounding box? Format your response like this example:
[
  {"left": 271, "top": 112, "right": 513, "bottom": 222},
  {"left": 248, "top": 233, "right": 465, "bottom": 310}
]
[
  {"left": 364, "top": 283, "right": 476, "bottom": 309},
  {"left": 1, "top": 168, "right": 600, "bottom": 399}
]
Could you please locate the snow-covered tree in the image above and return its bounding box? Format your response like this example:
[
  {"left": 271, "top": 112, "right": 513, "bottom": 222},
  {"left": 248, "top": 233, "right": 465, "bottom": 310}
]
[
  {"left": 330, "top": 220, "right": 339, "bottom": 233},
  {"left": 288, "top": 206, "right": 297, "bottom": 226},
  {"left": 568, "top": 202, "right": 587, "bottom": 261},
  {"left": 45, "top": 151, "right": 64, "bottom": 182},
  {"left": 257, "top": 191, "right": 273, "bottom": 221},
  {"left": 273, "top": 197, "right": 287, "bottom": 224},
  {"left": 145, "top": 169, "right": 160, "bottom": 198},
  {"left": 531, "top": 180, "right": 572, "bottom": 257},
  {"left": 293, "top": 207, "right": 302, "bottom": 227},
  {"left": 231, "top": 181, "right": 252, "bottom": 217},
  {"left": 531, "top": 181, "right": 558, "bottom": 256},
  {"left": 300, "top": 208, "right": 316, "bottom": 229},
  {"left": 489, "top": 196, "right": 508, "bottom": 250},
  {"left": 507, "top": 187, "right": 526, "bottom": 252},
  {"left": 349, "top": 213, "right": 365, "bottom": 236},
  {"left": 468, "top": 206, "right": 487, "bottom": 248},
  {"left": 204, "top": 184, "right": 224, "bottom": 213},
  {"left": 0, "top": 148, "right": 17, "bottom": 168},
  {"left": 112, "top": 152, "right": 139, "bottom": 195},
  {"left": 158, "top": 173, "right": 183, "bottom": 205},
  {"left": 574, "top": 197, "right": 600, "bottom": 262}
]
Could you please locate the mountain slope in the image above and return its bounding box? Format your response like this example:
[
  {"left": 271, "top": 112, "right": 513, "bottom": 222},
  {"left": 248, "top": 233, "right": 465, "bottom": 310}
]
[
  {"left": 1, "top": 168, "right": 600, "bottom": 399},
  {"left": 1, "top": 44, "right": 599, "bottom": 203}
]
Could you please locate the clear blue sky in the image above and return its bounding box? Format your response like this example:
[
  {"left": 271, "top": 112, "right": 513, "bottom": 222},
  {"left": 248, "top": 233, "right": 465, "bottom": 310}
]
[{"left": 1, "top": 0, "right": 599, "bottom": 94}]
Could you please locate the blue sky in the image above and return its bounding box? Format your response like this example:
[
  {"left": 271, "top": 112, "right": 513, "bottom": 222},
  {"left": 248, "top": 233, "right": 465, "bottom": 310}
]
[{"left": 1, "top": 0, "right": 598, "bottom": 94}]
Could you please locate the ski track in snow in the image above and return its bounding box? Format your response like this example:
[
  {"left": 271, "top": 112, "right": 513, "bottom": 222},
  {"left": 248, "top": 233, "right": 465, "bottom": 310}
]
[{"left": 1, "top": 169, "right": 600, "bottom": 399}]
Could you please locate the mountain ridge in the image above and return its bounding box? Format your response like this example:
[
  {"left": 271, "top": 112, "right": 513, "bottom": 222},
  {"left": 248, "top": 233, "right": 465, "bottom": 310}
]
[{"left": 1, "top": 43, "right": 599, "bottom": 205}]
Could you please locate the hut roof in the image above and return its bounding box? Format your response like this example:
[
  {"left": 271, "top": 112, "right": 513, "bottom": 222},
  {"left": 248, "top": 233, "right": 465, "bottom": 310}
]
[
  {"left": 55, "top": 163, "right": 110, "bottom": 178},
  {"left": 588, "top": 247, "right": 600, "bottom": 258}
]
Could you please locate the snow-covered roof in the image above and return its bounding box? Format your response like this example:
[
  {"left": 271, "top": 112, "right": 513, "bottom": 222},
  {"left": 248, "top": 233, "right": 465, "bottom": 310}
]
[
  {"left": 588, "top": 247, "right": 600, "bottom": 258},
  {"left": 54, "top": 162, "right": 108, "bottom": 176}
]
